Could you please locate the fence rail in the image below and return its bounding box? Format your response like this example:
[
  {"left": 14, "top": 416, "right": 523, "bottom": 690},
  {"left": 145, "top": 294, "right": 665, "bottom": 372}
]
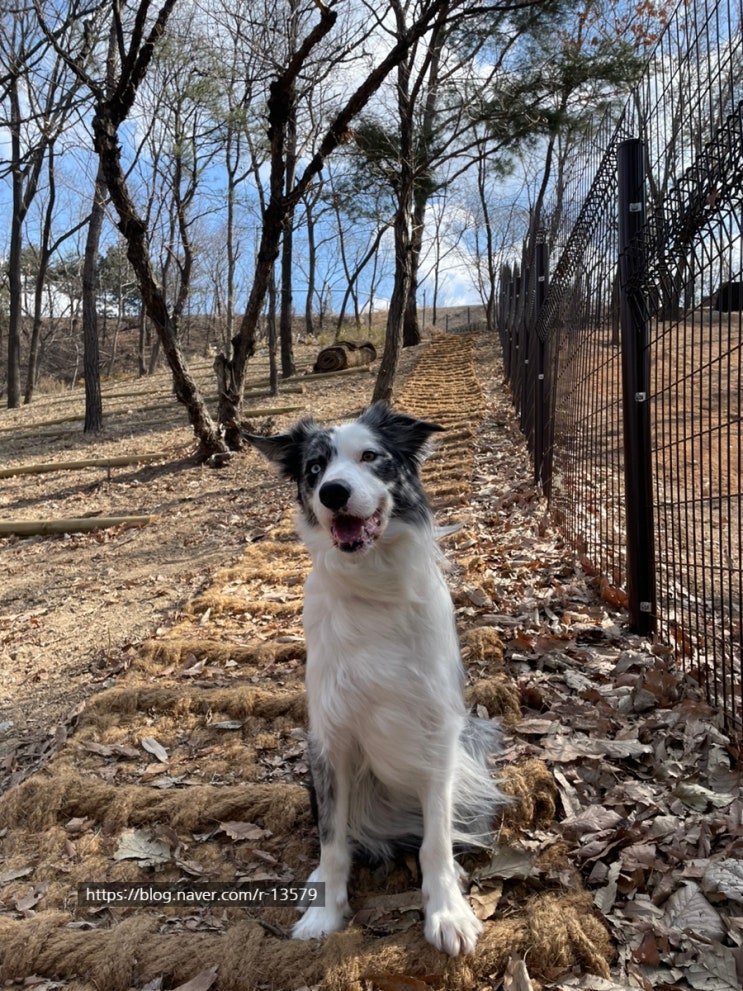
[{"left": 498, "top": 0, "right": 743, "bottom": 735}]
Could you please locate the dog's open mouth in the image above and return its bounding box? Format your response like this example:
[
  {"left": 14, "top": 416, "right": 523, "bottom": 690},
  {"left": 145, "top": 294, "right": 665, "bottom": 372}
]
[{"left": 331, "top": 509, "right": 384, "bottom": 553}]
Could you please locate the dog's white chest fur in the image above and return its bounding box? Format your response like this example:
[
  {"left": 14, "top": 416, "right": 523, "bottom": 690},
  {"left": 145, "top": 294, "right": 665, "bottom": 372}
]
[{"left": 302, "top": 529, "right": 465, "bottom": 787}]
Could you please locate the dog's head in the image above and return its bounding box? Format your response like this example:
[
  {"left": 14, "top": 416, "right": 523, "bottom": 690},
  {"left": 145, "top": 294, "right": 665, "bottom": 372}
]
[{"left": 247, "top": 402, "right": 444, "bottom": 554}]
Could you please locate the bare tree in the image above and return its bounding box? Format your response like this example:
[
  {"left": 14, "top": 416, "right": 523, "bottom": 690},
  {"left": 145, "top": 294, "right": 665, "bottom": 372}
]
[
  {"left": 24, "top": 147, "right": 90, "bottom": 402},
  {"left": 34, "top": 0, "right": 489, "bottom": 454},
  {"left": 215, "top": 0, "right": 475, "bottom": 447},
  {"left": 1, "top": 2, "right": 88, "bottom": 407},
  {"left": 36, "top": 0, "right": 229, "bottom": 454},
  {"left": 81, "top": 19, "right": 120, "bottom": 431}
]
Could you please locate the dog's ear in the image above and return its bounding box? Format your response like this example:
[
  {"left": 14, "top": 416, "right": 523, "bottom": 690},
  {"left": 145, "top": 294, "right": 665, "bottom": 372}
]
[
  {"left": 245, "top": 417, "right": 315, "bottom": 482},
  {"left": 360, "top": 401, "right": 444, "bottom": 464}
]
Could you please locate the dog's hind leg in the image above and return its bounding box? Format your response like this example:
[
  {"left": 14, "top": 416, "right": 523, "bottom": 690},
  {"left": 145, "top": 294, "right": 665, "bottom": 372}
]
[
  {"left": 293, "top": 737, "right": 352, "bottom": 940},
  {"left": 418, "top": 753, "right": 483, "bottom": 956}
]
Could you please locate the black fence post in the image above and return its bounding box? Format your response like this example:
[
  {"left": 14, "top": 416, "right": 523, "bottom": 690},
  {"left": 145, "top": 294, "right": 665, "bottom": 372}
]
[
  {"left": 617, "top": 138, "right": 656, "bottom": 635},
  {"left": 520, "top": 269, "right": 530, "bottom": 430},
  {"left": 534, "top": 235, "right": 548, "bottom": 489}
]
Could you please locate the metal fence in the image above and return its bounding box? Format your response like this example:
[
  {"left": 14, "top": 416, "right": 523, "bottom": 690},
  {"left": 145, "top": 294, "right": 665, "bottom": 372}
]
[{"left": 498, "top": 0, "right": 743, "bottom": 735}]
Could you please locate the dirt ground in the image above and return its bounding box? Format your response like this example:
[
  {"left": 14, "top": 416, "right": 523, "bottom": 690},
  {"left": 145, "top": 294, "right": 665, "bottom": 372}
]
[
  {"left": 0, "top": 341, "right": 421, "bottom": 787},
  {"left": 0, "top": 331, "right": 740, "bottom": 991}
]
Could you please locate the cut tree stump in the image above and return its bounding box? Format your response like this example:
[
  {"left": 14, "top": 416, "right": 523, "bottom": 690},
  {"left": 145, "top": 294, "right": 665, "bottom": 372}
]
[{"left": 313, "top": 339, "right": 377, "bottom": 373}]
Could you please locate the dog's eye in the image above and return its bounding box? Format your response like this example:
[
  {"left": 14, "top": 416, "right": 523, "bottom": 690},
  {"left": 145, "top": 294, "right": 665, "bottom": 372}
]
[
  {"left": 308, "top": 462, "right": 323, "bottom": 475},
  {"left": 361, "top": 450, "right": 379, "bottom": 463}
]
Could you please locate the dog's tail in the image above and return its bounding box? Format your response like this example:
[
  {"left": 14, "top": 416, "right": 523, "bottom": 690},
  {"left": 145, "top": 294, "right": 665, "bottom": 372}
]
[
  {"left": 452, "top": 715, "right": 507, "bottom": 848},
  {"left": 346, "top": 715, "right": 506, "bottom": 862}
]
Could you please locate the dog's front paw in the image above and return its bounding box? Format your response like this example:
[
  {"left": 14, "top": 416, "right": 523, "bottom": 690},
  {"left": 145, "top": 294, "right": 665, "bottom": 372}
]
[
  {"left": 292, "top": 903, "right": 348, "bottom": 941},
  {"left": 425, "top": 897, "right": 483, "bottom": 956}
]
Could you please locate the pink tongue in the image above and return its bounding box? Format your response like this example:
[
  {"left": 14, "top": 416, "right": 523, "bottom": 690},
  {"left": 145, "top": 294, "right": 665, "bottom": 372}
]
[{"left": 334, "top": 515, "right": 365, "bottom": 544}]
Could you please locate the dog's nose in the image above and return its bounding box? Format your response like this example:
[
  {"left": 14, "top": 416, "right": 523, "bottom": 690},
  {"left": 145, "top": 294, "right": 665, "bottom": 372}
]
[{"left": 319, "top": 480, "right": 351, "bottom": 511}]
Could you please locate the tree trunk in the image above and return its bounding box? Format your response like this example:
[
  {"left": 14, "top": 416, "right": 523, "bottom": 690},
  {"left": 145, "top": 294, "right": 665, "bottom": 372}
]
[
  {"left": 225, "top": 129, "right": 237, "bottom": 344},
  {"left": 217, "top": 72, "right": 290, "bottom": 444},
  {"left": 373, "top": 3, "right": 414, "bottom": 402},
  {"left": 25, "top": 149, "right": 58, "bottom": 403},
  {"left": 279, "top": 12, "right": 298, "bottom": 379},
  {"left": 304, "top": 191, "right": 317, "bottom": 337},
  {"left": 279, "top": 215, "right": 296, "bottom": 377},
  {"left": 218, "top": 3, "right": 341, "bottom": 441},
  {"left": 373, "top": 208, "right": 411, "bottom": 403},
  {"left": 476, "top": 144, "right": 496, "bottom": 332},
  {"left": 402, "top": 9, "right": 445, "bottom": 349},
  {"left": 82, "top": 161, "right": 106, "bottom": 433},
  {"left": 7, "top": 75, "right": 25, "bottom": 409},
  {"left": 403, "top": 189, "right": 426, "bottom": 347},
  {"left": 268, "top": 273, "right": 279, "bottom": 396},
  {"left": 92, "top": 104, "right": 225, "bottom": 457}
]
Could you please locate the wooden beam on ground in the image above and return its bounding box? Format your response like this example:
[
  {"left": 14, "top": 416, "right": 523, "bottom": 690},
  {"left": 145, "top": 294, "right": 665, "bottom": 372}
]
[
  {"left": 285, "top": 365, "right": 374, "bottom": 383},
  {"left": 0, "top": 452, "right": 170, "bottom": 480},
  {"left": 242, "top": 405, "right": 303, "bottom": 417},
  {"left": 0, "top": 515, "right": 154, "bottom": 537}
]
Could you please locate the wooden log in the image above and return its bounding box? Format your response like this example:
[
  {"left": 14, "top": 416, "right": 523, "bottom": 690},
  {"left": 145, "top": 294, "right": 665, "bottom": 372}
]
[
  {"left": 313, "top": 340, "right": 377, "bottom": 373},
  {"left": 289, "top": 364, "right": 373, "bottom": 383},
  {"left": 242, "top": 384, "right": 305, "bottom": 399},
  {"left": 0, "top": 452, "right": 169, "bottom": 480},
  {"left": 0, "top": 515, "right": 154, "bottom": 537},
  {"left": 241, "top": 405, "right": 303, "bottom": 417}
]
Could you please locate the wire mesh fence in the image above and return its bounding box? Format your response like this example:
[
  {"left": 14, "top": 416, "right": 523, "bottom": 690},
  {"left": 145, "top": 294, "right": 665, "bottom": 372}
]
[{"left": 498, "top": 0, "right": 743, "bottom": 735}]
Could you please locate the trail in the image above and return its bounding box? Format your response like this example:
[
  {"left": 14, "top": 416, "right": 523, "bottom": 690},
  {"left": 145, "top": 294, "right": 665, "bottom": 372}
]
[{"left": 0, "top": 335, "right": 615, "bottom": 990}]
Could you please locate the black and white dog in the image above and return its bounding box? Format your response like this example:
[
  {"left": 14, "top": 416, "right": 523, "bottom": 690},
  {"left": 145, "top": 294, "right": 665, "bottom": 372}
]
[{"left": 249, "top": 402, "right": 504, "bottom": 956}]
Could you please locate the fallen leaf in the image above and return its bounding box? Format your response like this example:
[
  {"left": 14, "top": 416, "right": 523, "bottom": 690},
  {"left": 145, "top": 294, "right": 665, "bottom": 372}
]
[
  {"left": 177, "top": 859, "right": 206, "bottom": 876},
  {"left": 354, "top": 891, "right": 423, "bottom": 934},
  {"left": 113, "top": 828, "right": 172, "bottom": 866},
  {"left": 552, "top": 767, "right": 582, "bottom": 818},
  {"left": 702, "top": 859, "right": 743, "bottom": 905},
  {"left": 15, "top": 881, "right": 49, "bottom": 914},
  {"left": 64, "top": 816, "right": 94, "bottom": 834},
  {"left": 663, "top": 881, "right": 725, "bottom": 941},
  {"left": 515, "top": 718, "right": 557, "bottom": 735},
  {"left": 551, "top": 978, "right": 642, "bottom": 990},
  {"left": 171, "top": 966, "right": 218, "bottom": 991},
  {"left": 141, "top": 736, "right": 169, "bottom": 763},
  {"left": 594, "top": 861, "right": 620, "bottom": 915},
  {"left": 503, "top": 952, "right": 535, "bottom": 991},
  {"left": 675, "top": 781, "right": 735, "bottom": 812},
  {"left": 632, "top": 930, "right": 661, "bottom": 966},
  {"left": 559, "top": 806, "right": 624, "bottom": 841},
  {"left": 218, "top": 821, "right": 272, "bottom": 842},
  {"left": 81, "top": 741, "right": 115, "bottom": 757},
  {"left": 0, "top": 865, "right": 34, "bottom": 885},
  {"left": 472, "top": 846, "right": 536, "bottom": 882},
  {"left": 470, "top": 881, "right": 503, "bottom": 920},
  {"left": 684, "top": 942, "right": 740, "bottom": 990}
]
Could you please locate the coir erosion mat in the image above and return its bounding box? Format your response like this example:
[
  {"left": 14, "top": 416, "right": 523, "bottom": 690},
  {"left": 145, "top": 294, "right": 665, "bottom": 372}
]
[{"left": 0, "top": 334, "right": 612, "bottom": 990}]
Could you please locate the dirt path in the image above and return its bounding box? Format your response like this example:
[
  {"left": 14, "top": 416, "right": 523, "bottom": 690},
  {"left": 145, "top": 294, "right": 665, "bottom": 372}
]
[{"left": 0, "top": 334, "right": 614, "bottom": 990}]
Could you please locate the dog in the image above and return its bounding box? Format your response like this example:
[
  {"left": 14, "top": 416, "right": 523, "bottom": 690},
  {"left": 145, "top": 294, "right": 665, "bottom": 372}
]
[{"left": 248, "top": 402, "right": 505, "bottom": 956}]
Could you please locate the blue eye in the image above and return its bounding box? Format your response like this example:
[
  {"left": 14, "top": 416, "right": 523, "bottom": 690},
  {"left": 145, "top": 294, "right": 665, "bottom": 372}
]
[{"left": 309, "top": 462, "right": 323, "bottom": 475}]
